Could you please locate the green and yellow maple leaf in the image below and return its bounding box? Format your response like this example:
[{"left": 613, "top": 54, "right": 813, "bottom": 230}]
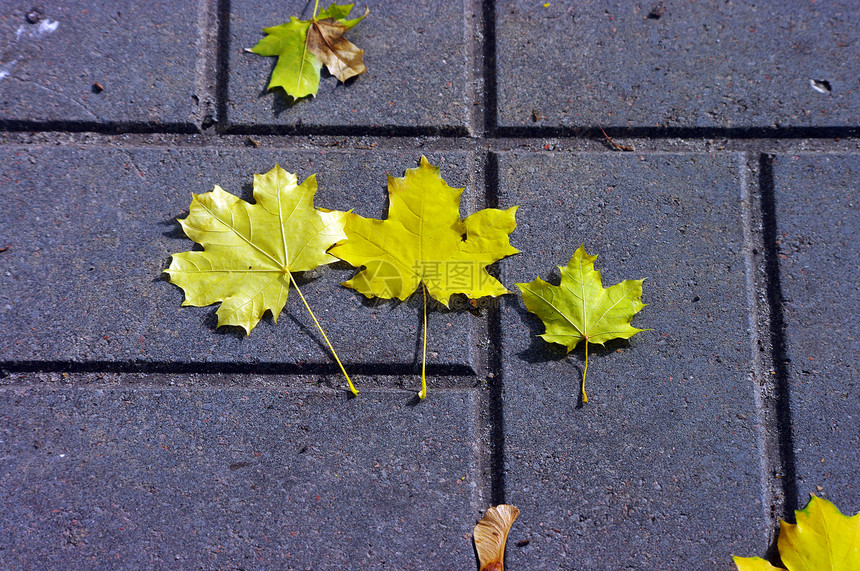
[
  {"left": 329, "top": 156, "right": 519, "bottom": 398},
  {"left": 733, "top": 495, "right": 860, "bottom": 571},
  {"left": 165, "top": 164, "right": 357, "bottom": 394},
  {"left": 516, "top": 245, "right": 647, "bottom": 403},
  {"left": 250, "top": 2, "right": 368, "bottom": 100}
]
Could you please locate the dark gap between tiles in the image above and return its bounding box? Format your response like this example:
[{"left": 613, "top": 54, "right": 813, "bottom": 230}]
[
  {"left": 219, "top": 124, "right": 470, "bottom": 137},
  {"left": 0, "top": 361, "right": 475, "bottom": 378},
  {"left": 481, "top": 0, "right": 498, "bottom": 138},
  {"left": 214, "top": 0, "right": 231, "bottom": 130},
  {"left": 0, "top": 121, "right": 199, "bottom": 135},
  {"left": 484, "top": 152, "right": 506, "bottom": 506},
  {"left": 487, "top": 306, "right": 505, "bottom": 506},
  {"left": 759, "top": 153, "right": 799, "bottom": 520},
  {"left": 493, "top": 125, "right": 860, "bottom": 141}
]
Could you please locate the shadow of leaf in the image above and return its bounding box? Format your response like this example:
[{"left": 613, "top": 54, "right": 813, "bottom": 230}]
[{"left": 160, "top": 214, "right": 188, "bottom": 240}]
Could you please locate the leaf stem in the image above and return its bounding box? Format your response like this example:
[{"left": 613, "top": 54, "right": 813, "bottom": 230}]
[
  {"left": 288, "top": 271, "right": 357, "bottom": 396},
  {"left": 418, "top": 282, "right": 428, "bottom": 400},
  {"left": 582, "top": 339, "right": 589, "bottom": 403},
  {"left": 312, "top": 0, "right": 320, "bottom": 19}
]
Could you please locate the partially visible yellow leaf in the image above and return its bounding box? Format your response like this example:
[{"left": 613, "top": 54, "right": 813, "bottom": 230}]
[
  {"left": 733, "top": 495, "right": 860, "bottom": 571},
  {"left": 733, "top": 556, "right": 785, "bottom": 571},
  {"left": 779, "top": 495, "right": 860, "bottom": 571},
  {"left": 474, "top": 504, "right": 519, "bottom": 571}
]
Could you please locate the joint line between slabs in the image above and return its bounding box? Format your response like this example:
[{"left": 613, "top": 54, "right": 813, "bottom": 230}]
[{"left": 758, "top": 152, "right": 799, "bottom": 519}]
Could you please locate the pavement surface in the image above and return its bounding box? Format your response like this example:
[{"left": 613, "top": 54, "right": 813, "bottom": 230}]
[{"left": 0, "top": 1, "right": 857, "bottom": 570}]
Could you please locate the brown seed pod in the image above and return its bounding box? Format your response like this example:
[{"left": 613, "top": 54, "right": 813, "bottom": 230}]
[{"left": 474, "top": 504, "right": 519, "bottom": 571}]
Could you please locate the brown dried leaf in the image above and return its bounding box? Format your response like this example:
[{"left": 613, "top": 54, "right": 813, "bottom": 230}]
[
  {"left": 307, "top": 13, "right": 367, "bottom": 83},
  {"left": 474, "top": 504, "right": 520, "bottom": 571}
]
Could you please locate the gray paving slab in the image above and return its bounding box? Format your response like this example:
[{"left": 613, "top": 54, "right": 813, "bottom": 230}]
[
  {"left": 0, "top": 2, "right": 202, "bottom": 129},
  {"left": 772, "top": 153, "right": 859, "bottom": 513},
  {"left": 496, "top": 152, "right": 765, "bottom": 567},
  {"left": 0, "top": 386, "right": 480, "bottom": 570},
  {"left": 0, "top": 148, "right": 480, "bottom": 377},
  {"left": 495, "top": 1, "right": 860, "bottom": 129},
  {"left": 225, "top": 0, "right": 470, "bottom": 132}
]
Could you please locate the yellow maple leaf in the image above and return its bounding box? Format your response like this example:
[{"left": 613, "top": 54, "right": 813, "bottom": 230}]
[
  {"left": 734, "top": 495, "right": 860, "bottom": 571},
  {"left": 330, "top": 156, "right": 519, "bottom": 398},
  {"left": 165, "top": 164, "right": 356, "bottom": 394}
]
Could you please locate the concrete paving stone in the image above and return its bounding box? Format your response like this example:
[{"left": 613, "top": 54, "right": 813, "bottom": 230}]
[
  {"left": 225, "top": 0, "right": 470, "bottom": 132},
  {"left": 771, "top": 153, "right": 859, "bottom": 513},
  {"left": 495, "top": 152, "right": 765, "bottom": 567},
  {"left": 0, "top": 148, "right": 480, "bottom": 377},
  {"left": 495, "top": 1, "right": 860, "bottom": 129},
  {"left": 0, "top": 387, "right": 480, "bottom": 570},
  {"left": 0, "top": 1, "right": 202, "bottom": 129}
]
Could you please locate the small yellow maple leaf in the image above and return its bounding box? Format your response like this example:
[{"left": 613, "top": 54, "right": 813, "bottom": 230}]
[
  {"left": 516, "top": 245, "right": 647, "bottom": 402},
  {"left": 733, "top": 495, "right": 860, "bottom": 571}
]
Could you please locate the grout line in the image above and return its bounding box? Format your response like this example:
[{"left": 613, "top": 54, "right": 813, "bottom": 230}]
[
  {"left": 0, "top": 121, "right": 199, "bottom": 134},
  {"left": 484, "top": 152, "right": 506, "bottom": 506},
  {"left": 492, "top": 125, "right": 860, "bottom": 140},
  {"left": 219, "top": 124, "right": 470, "bottom": 137},
  {"left": 0, "top": 361, "right": 476, "bottom": 377},
  {"left": 469, "top": 149, "right": 495, "bottom": 511},
  {"left": 481, "top": 0, "right": 498, "bottom": 138},
  {"left": 463, "top": 0, "right": 481, "bottom": 136},
  {"left": 758, "top": 153, "right": 799, "bottom": 523},
  {"left": 741, "top": 152, "right": 783, "bottom": 557},
  {"left": 194, "top": 0, "right": 219, "bottom": 130},
  {"left": 487, "top": 306, "right": 505, "bottom": 507},
  {"left": 0, "top": 382, "right": 480, "bottom": 394},
  {"left": 214, "top": 0, "right": 231, "bottom": 130},
  {"left": 484, "top": 149, "right": 500, "bottom": 209},
  {"left": 1, "top": 131, "right": 857, "bottom": 155}
]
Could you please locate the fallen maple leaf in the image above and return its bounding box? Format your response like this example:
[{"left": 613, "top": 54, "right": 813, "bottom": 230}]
[
  {"left": 474, "top": 504, "right": 519, "bottom": 571},
  {"left": 329, "top": 156, "right": 519, "bottom": 398},
  {"left": 516, "top": 245, "right": 647, "bottom": 403},
  {"left": 733, "top": 495, "right": 860, "bottom": 571},
  {"left": 250, "top": 2, "right": 368, "bottom": 100},
  {"left": 165, "top": 164, "right": 357, "bottom": 394}
]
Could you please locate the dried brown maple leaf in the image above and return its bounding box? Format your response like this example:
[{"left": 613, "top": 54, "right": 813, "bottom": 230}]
[{"left": 474, "top": 504, "right": 520, "bottom": 571}]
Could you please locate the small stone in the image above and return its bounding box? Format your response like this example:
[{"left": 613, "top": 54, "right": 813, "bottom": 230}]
[{"left": 26, "top": 9, "right": 42, "bottom": 24}]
